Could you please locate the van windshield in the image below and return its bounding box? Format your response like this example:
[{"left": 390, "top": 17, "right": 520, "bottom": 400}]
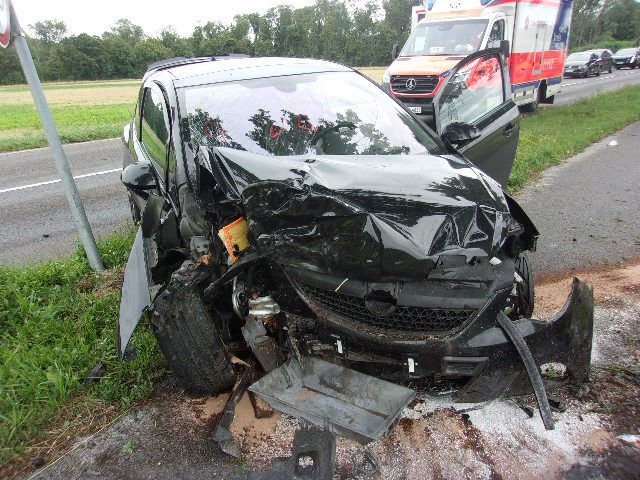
[{"left": 401, "top": 19, "right": 489, "bottom": 56}]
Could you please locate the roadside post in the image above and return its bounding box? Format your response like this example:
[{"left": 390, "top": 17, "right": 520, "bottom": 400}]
[{"left": 2, "top": 0, "right": 104, "bottom": 271}]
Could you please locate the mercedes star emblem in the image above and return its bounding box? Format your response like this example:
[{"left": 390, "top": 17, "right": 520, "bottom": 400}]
[{"left": 405, "top": 78, "right": 417, "bottom": 90}]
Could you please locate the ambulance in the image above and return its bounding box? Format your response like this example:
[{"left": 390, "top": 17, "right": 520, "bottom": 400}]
[{"left": 383, "top": 0, "right": 573, "bottom": 116}]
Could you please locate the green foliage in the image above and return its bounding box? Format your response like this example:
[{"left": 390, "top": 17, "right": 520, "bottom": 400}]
[
  {"left": 0, "top": 227, "right": 164, "bottom": 465},
  {"left": 571, "top": 0, "right": 640, "bottom": 49},
  {"left": 508, "top": 84, "right": 640, "bottom": 191}
]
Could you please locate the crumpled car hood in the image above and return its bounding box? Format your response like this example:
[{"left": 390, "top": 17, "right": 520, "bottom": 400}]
[{"left": 201, "top": 147, "right": 511, "bottom": 279}]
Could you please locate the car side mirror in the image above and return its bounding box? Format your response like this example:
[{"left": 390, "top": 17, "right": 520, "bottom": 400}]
[
  {"left": 392, "top": 44, "right": 399, "bottom": 60},
  {"left": 441, "top": 122, "right": 482, "bottom": 146},
  {"left": 121, "top": 162, "right": 157, "bottom": 191}
]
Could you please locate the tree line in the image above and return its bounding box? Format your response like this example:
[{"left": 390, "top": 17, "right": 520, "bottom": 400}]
[{"left": 1, "top": 0, "right": 638, "bottom": 85}]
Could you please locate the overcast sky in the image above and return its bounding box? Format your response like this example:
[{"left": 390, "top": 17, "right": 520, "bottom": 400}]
[{"left": 11, "top": 0, "right": 319, "bottom": 38}]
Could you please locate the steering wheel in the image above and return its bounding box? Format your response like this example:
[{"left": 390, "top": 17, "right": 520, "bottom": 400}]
[{"left": 310, "top": 122, "right": 357, "bottom": 145}]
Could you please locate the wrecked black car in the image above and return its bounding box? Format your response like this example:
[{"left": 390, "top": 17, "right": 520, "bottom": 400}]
[{"left": 118, "top": 52, "right": 594, "bottom": 442}]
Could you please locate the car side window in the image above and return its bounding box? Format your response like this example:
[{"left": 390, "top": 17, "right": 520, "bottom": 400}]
[
  {"left": 438, "top": 54, "right": 505, "bottom": 127},
  {"left": 141, "top": 87, "right": 169, "bottom": 185},
  {"left": 487, "top": 20, "right": 504, "bottom": 48}
]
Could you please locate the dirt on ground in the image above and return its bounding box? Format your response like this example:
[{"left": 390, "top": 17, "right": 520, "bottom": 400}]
[{"left": 3, "top": 263, "right": 639, "bottom": 480}]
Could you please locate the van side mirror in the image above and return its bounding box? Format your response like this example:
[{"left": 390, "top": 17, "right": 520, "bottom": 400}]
[
  {"left": 121, "top": 162, "right": 157, "bottom": 191},
  {"left": 500, "top": 40, "right": 510, "bottom": 58},
  {"left": 392, "top": 44, "right": 399, "bottom": 60}
]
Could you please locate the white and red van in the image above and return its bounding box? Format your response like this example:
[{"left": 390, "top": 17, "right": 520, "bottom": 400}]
[{"left": 384, "top": 0, "right": 573, "bottom": 115}]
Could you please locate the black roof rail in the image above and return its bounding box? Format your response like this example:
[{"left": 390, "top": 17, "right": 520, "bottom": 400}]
[
  {"left": 145, "top": 56, "right": 213, "bottom": 73},
  {"left": 212, "top": 53, "right": 252, "bottom": 59},
  {"left": 145, "top": 54, "right": 254, "bottom": 74}
]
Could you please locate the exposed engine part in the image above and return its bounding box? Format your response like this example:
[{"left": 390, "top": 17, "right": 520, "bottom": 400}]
[
  {"left": 189, "top": 236, "right": 211, "bottom": 258},
  {"left": 248, "top": 295, "right": 281, "bottom": 319},
  {"left": 235, "top": 279, "right": 284, "bottom": 372},
  {"left": 232, "top": 280, "right": 248, "bottom": 319},
  {"left": 242, "top": 316, "right": 282, "bottom": 372}
]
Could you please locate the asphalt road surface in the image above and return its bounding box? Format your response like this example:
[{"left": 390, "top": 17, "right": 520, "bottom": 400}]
[
  {"left": 518, "top": 122, "right": 640, "bottom": 277},
  {"left": 0, "top": 68, "right": 639, "bottom": 265},
  {"left": 552, "top": 66, "right": 640, "bottom": 106},
  {"left": 0, "top": 139, "right": 129, "bottom": 264}
]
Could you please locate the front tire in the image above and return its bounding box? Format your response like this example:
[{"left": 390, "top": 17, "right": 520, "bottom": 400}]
[
  {"left": 151, "top": 269, "right": 236, "bottom": 395},
  {"left": 514, "top": 253, "right": 535, "bottom": 318}
]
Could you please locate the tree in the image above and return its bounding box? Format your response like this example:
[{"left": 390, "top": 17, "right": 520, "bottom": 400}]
[
  {"left": 103, "top": 19, "right": 146, "bottom": 45},
  {"left": 159, "top": 27, "right": 193, "bottom": 58},
  {"left": 134, "top": 39, "right": 173, "bottom": 73},
  {"left": 28, "top": 20, "right": 67, "bottom": 44},
  {"left": 382, "top": 0, "right": 421, "bottom": 44}
]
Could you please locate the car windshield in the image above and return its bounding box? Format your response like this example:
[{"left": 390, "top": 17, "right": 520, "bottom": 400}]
[
  {"left": 178, "top": 71, "right": 444, "bottom": 158},
  {"left": 614, "top": 48, "right": 636, "bottom": 56},
  {"left": 566, "top": 53, "right": 591, "bottom": 62},
  {"left": 401, "top": 19, "right": 488, "bottom": 56}
]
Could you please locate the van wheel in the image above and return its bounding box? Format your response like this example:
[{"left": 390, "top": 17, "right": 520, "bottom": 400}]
[{"left": 151, "top": 266, "right": 236, "bottom": 395}]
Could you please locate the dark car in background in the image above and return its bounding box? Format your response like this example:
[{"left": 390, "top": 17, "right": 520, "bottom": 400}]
[
  {"left": 613, "top": 47, "right": 640, "bottom": 69},
  {"left": 563, "top": 51, "right": 603, "bottom": 77},
  {"left": 585, "top": 48, "right": 615, "bottom": 73}
]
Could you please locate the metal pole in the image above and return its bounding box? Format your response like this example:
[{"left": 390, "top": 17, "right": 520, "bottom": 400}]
[{"left": 9, "top": 2, "right": 104, "bottom": 271}]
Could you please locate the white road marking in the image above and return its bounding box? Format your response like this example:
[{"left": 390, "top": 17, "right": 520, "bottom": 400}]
[
  {"left": 0, "top": 168, "right": 121, "bottom": 194},
  {"left": 562, "top": 69, "right": 639, "bottom": 87}
]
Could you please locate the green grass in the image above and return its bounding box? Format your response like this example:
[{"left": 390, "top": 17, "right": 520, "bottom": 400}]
[
  {"left": 0, "top": 104, "right": 132, "bottom": 152},
  {"left": 0, "top": 228, "right": 164, "bottom": 466},
  {"left": 508, "top": 84, "right": 640, "bottom": 191}
]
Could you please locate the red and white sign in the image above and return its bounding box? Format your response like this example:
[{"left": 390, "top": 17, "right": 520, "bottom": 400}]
[{"left": 0, "top": 0, "right": 12, "bottom": 48}]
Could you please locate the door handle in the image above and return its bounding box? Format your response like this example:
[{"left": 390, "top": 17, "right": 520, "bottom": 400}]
[{"left": 503, "top": 123, "right": 516, "bottom": 137}]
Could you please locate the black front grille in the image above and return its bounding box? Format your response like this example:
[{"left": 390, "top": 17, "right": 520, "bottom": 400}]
[
  {"left": 300, "top": 283, "right": 475, "bottom": 334},
  {"left": 391, "top": 75, "right": 439, "bottom": 95}
]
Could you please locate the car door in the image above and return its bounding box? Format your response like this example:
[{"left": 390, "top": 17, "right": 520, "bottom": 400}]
[{"left": 432, "top": 48, "right": 520, "bottom": 187}]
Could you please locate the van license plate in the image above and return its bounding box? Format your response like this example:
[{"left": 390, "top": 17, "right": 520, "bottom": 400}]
[{"left": 409, "top": 106, "right": 421, "bottom": 114}]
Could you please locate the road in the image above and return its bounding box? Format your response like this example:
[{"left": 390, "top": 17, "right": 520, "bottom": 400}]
[
  {"left": 552, "top": 67, "right": 640, "bottom": 106},
  {"left": 0, "top": 68, "right": 639, "bottom": 265},
  {"left": 0, "top": 139, "right": 129, "bottom": 264}
]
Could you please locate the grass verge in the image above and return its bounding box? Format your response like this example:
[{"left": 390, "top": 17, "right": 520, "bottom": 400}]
[
  {"left": 508, "top": 84, "right": 640, "bottom": 191},
  {"left": 0, "top": 104, "right": 132, "bottom": 152},
  {"left": 0, "top": 228, "right": 164, "bottom": 467}
]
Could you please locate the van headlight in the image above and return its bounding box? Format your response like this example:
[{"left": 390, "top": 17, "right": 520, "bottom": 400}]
[{"left": 382, "top": 68, "right": 391, "bottom": 90}]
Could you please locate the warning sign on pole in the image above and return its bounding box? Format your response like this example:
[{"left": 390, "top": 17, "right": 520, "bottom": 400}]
[{"left": 0, "top": 0, "right": 11, "bottom": 48}]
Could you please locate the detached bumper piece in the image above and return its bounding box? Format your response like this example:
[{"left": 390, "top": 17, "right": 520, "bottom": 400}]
[
  {"left": 457, "top": 278, "right": 594, "bottom": 403},
  {"left": 249, "top": 356, "right": 415, "bottom": 444}
]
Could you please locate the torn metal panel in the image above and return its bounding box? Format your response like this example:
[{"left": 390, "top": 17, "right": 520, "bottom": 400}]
[
  {"left": 117, "top": 228, "right": 152, "bottom": 358},
  {"left": 249, "top": 356, "right": 415, "bottom": 444},
  {"left": 201, "top": 147, "right": 519, "bottom": 279}
]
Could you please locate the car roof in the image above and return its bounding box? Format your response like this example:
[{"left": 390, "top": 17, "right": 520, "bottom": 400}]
[{"left": 145, "top": 56, "right": 353, "bottom": 88}]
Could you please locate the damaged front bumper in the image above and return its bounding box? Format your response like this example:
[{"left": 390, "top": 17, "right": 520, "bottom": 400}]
[
  {"left": 249, "top": 278, "right": 593, "bottom": 441},
  {"left": 285, "top": 274, "right": 594, "bottom": 404}
]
